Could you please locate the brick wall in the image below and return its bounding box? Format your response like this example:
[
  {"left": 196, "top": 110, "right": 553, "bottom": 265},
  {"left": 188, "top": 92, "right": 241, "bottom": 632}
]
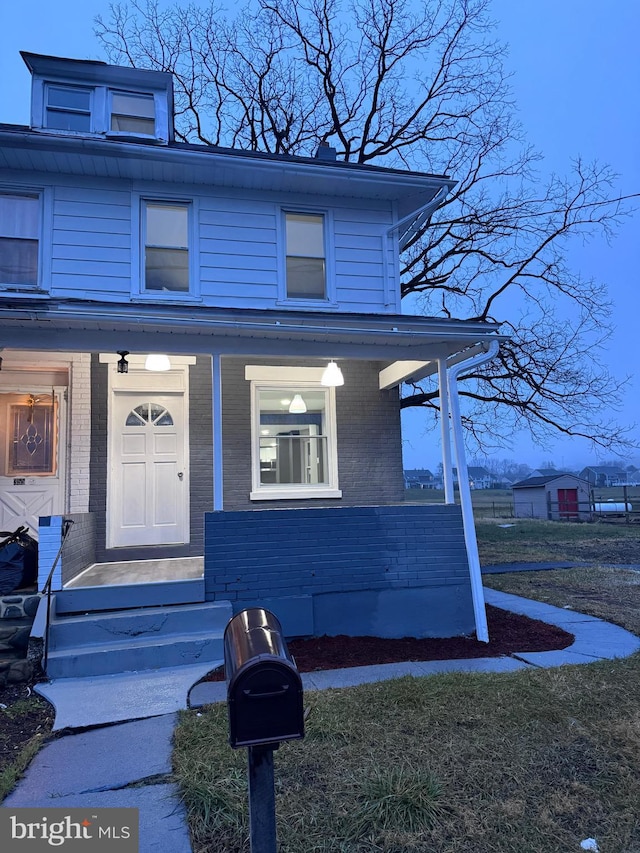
[
  {"left": 188, "top": 357, "right": 214, "bottom": 554},
  {"left": 205, "top": 504, "right": 469, "bottom": 600},
  {"left": 68, "top": 353, "right": 91, "bottom": 513},
  {"left": 221, "top": 357, "right": 405, "bottom": 510},
  {"left": 89, "top": 355, "right": 108, "bottom": 559},
  {"left": 60, "top": 513, "right": 96, "bottom": 585}
]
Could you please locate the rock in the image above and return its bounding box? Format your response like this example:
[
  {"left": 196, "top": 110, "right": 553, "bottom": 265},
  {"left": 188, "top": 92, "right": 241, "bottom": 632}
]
[
  {"left": 9, "top": 627, "right": 31, "bottom": 650},
  {"left": 2, "top": 606, "right": 23, "bottom": 619},
  {"left": 7, "top": 659, "right": 33, "bottom": 683},
  {"left": 23, "top": 595, "right": 42, "bottom": 617}
]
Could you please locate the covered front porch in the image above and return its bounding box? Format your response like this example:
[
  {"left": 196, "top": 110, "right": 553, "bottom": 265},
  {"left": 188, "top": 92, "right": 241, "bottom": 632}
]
[{"left": 1, "top": 299, "right": 502, "bottom": 657}]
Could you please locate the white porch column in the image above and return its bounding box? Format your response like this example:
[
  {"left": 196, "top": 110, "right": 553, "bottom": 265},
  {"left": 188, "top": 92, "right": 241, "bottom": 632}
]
[
  {"left": 212, "top": 354, "right": 223, "bottom": 511},
  {"left": 446, "top": 341, "right": 499, "bottom": 643},
  {"left": 437, "top": 358, "right": 455, "bottom": 504}
]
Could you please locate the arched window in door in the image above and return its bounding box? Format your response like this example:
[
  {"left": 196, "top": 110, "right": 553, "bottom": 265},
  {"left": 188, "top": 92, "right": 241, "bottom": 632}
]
[{"left": 125, "top": 403, "right": 174, "bottom": 427}]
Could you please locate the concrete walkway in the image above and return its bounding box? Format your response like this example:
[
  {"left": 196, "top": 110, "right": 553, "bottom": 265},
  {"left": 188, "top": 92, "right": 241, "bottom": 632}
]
[{"left": 4, "top": 589, "right": 639, "bottom": 853}]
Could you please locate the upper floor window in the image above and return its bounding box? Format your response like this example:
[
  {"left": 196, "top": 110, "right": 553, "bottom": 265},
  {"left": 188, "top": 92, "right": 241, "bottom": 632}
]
[
  {"left": 285, "top": 212, "right": 326, "bottom": 300},
  {"left": 0, "top": 193, "right": 39, "bottom": 287},
  {"left": 46, "top": 85, "right": 92, "bottom": 132},
  {"left": 143, "top": 201, "right": 189, "bottom": 292},
  {"left": 110, "top": 91, "right": 156, "bottom": 136}
]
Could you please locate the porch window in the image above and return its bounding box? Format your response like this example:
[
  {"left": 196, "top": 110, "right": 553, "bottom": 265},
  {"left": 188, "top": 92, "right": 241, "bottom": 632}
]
[
  {"left": 45, "top": 85, "right": 92, "bottom": 132},
  {"left": 143, "top": 201, "right": 190, "bottom": 292},
  {"left": 110, "top": 91, "right": 156, "bottom": 136},
  {"left": 0, "top": 193, "right": 39, "bottom": 287},
  {"left": 285, "top": 212, "right": 326, "bottom": 300},
  {"left": 248, "top": 367, "right": 341, "bottom": 500}
]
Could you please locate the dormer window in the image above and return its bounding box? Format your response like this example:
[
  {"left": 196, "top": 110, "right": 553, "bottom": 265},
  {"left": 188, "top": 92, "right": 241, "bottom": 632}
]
[
  {"left": 23, "top": 52, "right": 173, "bottom": 145},
  {"left": 110, "top": 91, "right": 155, "bottom": 136},
  {"left": 45, "top": 85, "right": 92, "bottom": 132}
]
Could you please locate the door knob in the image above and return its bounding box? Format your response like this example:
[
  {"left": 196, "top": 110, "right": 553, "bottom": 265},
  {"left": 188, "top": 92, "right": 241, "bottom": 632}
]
[{"left": 177, "top": 472, "right": 184, "bottom": 480}]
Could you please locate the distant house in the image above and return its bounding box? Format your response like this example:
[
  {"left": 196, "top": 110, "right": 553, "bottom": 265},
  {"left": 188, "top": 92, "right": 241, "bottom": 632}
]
[
  {"left": 433, "top": 466, "right": 493, "bottom": 490},
  {"left": 404, "top": 469, "right": 435, "bottom": 489},
  {"left": 467, "top": 466, "right": 493, "bottom": 489},
  {"left": 527, "top": 468, "right": 570, "bottom": 479},
  {"left": 579, "top": 466, "right": 630, "bottom": 488},
  {"left": 512, "top": 474, "right": 591, "bottom": 521}
]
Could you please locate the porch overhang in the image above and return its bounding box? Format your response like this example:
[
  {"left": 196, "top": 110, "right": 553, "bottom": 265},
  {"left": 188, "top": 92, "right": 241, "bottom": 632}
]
[{"left": 3, "top": 299, "right": 503, "bottom": 362}]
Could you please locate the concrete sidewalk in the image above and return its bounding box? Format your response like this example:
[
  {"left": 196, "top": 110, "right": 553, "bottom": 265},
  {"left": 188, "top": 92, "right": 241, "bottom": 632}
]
[{"left": 3, "top": 589, "right": 639, "bottom": 853}]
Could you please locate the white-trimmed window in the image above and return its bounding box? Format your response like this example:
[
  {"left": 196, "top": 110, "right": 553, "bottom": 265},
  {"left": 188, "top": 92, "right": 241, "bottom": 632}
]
[
  {"left": 0, "top": 193, "right": 40, "bottom": 287},
  {"left": 285, "top": 212, "right": 326, "bottom": 300},
  {"left": 143, "top": 201, "right": 190, "bottom": 292},
  {"left": 110, "top": 91, "right": 156, "bottom": 136},
  {"left": 246, "top": 366, "right": 341, "bottom": 500},
  {"left": 45, "top": 84, "right": 92, "bottom": 131}
]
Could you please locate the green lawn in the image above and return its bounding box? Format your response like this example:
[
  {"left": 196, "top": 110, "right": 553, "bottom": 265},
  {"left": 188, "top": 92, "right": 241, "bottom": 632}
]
[{"left": 174, "top": 533, "right": 640, "bottom": 853}]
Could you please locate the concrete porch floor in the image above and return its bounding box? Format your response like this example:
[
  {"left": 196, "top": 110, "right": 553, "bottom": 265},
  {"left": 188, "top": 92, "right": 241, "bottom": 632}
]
[{"left": 64, "top": 556, "right": 204, "bottom": 588}]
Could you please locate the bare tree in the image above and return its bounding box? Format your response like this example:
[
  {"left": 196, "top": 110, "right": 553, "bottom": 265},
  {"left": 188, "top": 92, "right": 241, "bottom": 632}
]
[{"left": 96, "top": 0, "right": 637, "bottom": 453}]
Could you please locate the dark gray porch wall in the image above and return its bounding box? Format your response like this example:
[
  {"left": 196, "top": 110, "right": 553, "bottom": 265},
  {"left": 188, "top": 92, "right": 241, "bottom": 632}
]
[
  {"left": 90, "top": 355, "right": 213, "bottom": 561},
  {"left": 204, "top": 504, "right": 475, "bottom": 638},
  {"left": 221, "top": 357, "right": 405, "bottom": 509}
]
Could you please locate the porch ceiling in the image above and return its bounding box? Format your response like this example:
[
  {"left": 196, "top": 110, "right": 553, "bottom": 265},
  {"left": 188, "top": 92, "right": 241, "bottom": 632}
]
[{"left": 1, "top": 299, "right": 503, "bottom": 362}]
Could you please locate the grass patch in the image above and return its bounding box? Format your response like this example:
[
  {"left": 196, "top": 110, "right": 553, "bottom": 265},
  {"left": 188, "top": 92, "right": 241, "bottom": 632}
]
[
  {"left": 0, "top": 729, "right": 48, "bottom": 802},
  {"left": 485, "top": 565, "right": 640, "bottom": 637},
  {"left": 476, "top": 518, "right": 640, "bottom": 565},
  {"left": 176, "top": 538, "right": 640, "bottom": 852},
  {"left": 176, "top": 658, "right": 640, "bottom": 852}
]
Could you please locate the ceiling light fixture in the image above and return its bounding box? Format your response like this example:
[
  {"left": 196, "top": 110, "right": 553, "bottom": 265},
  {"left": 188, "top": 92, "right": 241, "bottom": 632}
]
[
  {"left": 321, "top": 360, "right": 344, "bottom": 386},
  {"left": 289, "top": 393, "right": 307, "bottom": 414},
  {"left": 145, "top": 354, "right": 171, "bottom": 372}
]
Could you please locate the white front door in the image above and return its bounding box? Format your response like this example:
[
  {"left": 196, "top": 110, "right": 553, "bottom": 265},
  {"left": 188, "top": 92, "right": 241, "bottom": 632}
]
[{"left": 108, "top": 392, "right": 189, "bottom": 548}]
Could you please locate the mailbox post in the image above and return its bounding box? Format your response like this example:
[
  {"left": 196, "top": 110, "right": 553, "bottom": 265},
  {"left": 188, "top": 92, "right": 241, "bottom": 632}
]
[{"left": 224, "top": 608, "right": 305, "bottom": 853}]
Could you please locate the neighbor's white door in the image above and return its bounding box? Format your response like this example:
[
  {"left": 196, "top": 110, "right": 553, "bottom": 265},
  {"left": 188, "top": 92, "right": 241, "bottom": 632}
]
[
  {"left": 0, "top": 389, "right": 66, "bottom": 539},
  {"left": 108, "top": 392, "right": 188, "bottom": 548}
]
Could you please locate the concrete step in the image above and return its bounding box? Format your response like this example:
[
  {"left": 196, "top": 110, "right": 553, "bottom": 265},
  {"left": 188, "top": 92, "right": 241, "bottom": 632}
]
[
  {"left": 45, "top": 599, "right": 233, "bottom": 678},
  {"left": 45, "top": 629, "right": 226, "bottom": 679},
  {"left": 55, "top": 579, "right": 205, "bottom": 614},
  {"left": 48, "top": 601, "right": 231, "bottom": 650}
]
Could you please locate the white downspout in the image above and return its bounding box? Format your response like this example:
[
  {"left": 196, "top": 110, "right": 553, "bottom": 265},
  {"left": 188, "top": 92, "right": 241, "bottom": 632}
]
[
  {"left": 437, "top": 358, "right": 455, "bottom": 504},
  {"left": 446, "top": 340, "right": 500, "bottom": 642}
]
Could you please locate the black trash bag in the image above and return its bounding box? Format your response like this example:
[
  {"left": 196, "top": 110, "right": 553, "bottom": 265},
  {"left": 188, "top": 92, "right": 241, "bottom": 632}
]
[{"left": 0, "top": 526, "right": 38, "bottom": 594}]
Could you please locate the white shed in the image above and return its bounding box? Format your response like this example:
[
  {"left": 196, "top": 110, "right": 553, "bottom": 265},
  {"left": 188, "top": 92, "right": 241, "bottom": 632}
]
[{"left": 512, "top": 474, "right": 591, "bottom": 521}]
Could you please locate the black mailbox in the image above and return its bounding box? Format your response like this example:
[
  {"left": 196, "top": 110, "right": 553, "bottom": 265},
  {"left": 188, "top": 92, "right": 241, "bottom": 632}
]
[{"left": 224, "top": 608, "right": 304, "bottom": 749}]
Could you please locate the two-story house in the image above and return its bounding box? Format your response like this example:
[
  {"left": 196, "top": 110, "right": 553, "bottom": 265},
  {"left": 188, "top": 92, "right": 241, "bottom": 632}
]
[{"left": 0, "top": 53, "right": 502, "bottom": 675}]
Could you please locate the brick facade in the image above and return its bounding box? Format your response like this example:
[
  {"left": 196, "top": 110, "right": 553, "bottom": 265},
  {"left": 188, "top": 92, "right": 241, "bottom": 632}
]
[{"left": 221, "top": 357, "right": 405, "bottom": 510}]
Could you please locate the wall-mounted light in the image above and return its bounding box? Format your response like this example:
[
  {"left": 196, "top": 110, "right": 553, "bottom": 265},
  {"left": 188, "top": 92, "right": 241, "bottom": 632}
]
[
  {"left": 145, "top": 354, "right": 171, "bottom": 372},
  {"left": 289, "top": 393, "right": 307, "bottom": 414},
  {"left": 116, "top": 351, "right": 129, "bottom": 374},
  {"left": 321, "top": 360, "right": 344, "bottom": 386}
]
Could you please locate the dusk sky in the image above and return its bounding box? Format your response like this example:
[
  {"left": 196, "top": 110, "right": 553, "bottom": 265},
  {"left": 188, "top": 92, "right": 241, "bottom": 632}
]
[{"left": 1, "top": 0, "right": 638, "bottom": 472}]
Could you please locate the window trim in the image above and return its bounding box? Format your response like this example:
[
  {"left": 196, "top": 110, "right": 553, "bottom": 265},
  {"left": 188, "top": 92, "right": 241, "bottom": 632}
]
[
  {"left": 0, "top": 188, "right": 48, "bottom": 291},
  {"left": 277, "top": 208, "right": 337, "bottom": 308},
  {"left": 44, "top": 83, "right": 93, "bottom": 133},
  {"left": 246, "top": 365, "right": 341, "bottom": 501},
  {"left": 106, "top": 89, "right": 159, "bottom": 140},
  {"left": 133, "top": 195, "right": 200, "bottom": 301}
]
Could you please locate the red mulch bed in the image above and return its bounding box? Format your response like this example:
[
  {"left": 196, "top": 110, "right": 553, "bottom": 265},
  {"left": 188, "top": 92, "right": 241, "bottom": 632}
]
[{"left": 205, "top": 605, "right": 573, "bottom": 681}]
